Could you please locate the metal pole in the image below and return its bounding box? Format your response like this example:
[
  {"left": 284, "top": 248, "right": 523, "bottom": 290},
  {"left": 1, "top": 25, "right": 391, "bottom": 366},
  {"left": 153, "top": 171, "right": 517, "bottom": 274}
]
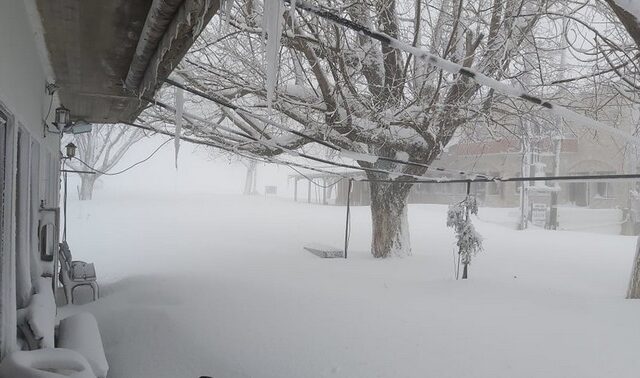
[
  {"left": 322, "top": 178, "right": 327, "bottom": 205},
  {"left": 462, "top": 181, "right": 471, "bottom": 280},
  {"left": 549, "top": 137, "right": 561, "bottom": 230},
  {"left": 344, "top": 179, "right": 353, "bottom": 259},
  {"left": 63, "top": 171, "right": 68, "bottom": 241}
]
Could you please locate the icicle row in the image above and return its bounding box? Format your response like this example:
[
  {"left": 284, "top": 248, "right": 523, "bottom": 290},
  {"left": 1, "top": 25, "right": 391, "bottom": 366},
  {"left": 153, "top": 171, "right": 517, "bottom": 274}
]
[
  {"left": 174, "top": 76, "right": 185, "bottom": 169},
  {"left": 222, "top": 0, "right": 235, "bottom": 31},
  {"left": 263, "top": 0, "right": 284, "bottom": 110}
]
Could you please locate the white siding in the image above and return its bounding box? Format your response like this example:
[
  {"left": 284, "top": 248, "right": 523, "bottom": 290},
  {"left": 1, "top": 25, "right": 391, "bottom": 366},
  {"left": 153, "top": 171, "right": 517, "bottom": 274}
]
[{"left": 0, "top": 0, "right": 60, "bottom": 358}]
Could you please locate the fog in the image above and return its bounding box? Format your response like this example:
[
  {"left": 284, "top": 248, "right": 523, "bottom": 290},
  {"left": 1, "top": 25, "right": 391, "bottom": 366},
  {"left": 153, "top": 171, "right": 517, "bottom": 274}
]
[{"left": 66, "top": 134, "right": 295, "bottom": 200}]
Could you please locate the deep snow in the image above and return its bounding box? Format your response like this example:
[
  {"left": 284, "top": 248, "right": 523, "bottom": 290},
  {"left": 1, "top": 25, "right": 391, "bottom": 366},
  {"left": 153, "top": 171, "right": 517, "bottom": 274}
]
[{"left": 62, "top": 194, "right": 640, "bottom": 378}]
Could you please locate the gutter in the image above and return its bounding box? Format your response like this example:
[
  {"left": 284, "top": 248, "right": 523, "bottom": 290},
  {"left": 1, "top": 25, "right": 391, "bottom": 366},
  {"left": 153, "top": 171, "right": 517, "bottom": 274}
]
[
  {"left": 125, "top": 0, "right": 220, "bottom": 99},
  {"left": 125, "top": 0, "right": 184, "bottom": 90}
]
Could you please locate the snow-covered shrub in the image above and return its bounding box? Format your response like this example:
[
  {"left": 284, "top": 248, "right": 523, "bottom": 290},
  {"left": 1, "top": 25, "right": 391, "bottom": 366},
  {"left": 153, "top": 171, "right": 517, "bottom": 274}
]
[{"left": 447, "top": 196, "right": 483, "bottom": 279}]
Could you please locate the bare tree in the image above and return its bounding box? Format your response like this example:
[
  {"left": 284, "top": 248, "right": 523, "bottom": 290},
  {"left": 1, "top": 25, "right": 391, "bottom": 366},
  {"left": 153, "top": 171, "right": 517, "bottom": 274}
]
[
  {"left": 605, "top": 0, "right": 640, "bottom": 49},
  {"left": 149, "top": 0, "right": 549, "bottom": 258},
  {"left": 65, "top": 124, "right": 145, "bottom": 200}
]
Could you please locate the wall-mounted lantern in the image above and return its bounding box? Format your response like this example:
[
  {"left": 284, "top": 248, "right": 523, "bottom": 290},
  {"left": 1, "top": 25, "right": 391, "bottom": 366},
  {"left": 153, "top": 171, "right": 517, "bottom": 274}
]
[
  {"left": 53, "top": 105, "right": 71, "bottom": 130},
  {"left": 65, "top": 142, "right": 76, "bottom": 159}
]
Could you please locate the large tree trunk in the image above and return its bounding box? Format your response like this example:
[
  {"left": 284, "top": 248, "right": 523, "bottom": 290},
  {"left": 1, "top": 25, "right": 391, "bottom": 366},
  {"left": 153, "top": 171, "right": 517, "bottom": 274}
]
[
  {"left": 605, "top": 0, "right": 640, "bottom": 51},
  {"left": 78, "top": 174, "right": 97, "bottom": 201},
  {"left": 369, "top": 182, "right": 412, "bottom": 258},
  {"left": 243, "top": 160, "right": 257, "bottom": 195},
  {"left": 627, "top": 237, "right": 640, "bottom": 298}
]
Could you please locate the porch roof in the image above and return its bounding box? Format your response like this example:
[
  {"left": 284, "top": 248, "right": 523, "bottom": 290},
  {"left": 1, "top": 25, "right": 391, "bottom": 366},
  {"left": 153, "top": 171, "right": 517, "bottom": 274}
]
[{"left": 35, "top": 0, "right": 219, "bottom": 123}]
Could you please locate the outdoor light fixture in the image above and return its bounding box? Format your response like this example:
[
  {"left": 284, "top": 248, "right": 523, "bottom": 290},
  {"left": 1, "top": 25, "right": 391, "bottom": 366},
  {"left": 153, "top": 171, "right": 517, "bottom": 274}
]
[
  {"left": 70, "top": 120, "right": 93, "bottom": 135},
  {"left": 65, "top": 142, "right": 76, "bottom": 159},
  {"left": 53, "top": 105, "right": 71, "bottom": 130}
]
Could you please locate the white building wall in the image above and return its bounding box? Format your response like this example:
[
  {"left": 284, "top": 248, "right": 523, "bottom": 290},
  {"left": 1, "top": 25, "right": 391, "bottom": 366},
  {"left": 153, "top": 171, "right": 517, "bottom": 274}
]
[{"left": 0, "top": 0, "right": 61, "bottom": 358}]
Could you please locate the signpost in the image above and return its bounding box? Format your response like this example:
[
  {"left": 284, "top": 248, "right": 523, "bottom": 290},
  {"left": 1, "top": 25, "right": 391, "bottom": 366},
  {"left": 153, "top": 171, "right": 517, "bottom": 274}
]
[{"left": 531, "top": 203, "right": 548, "bottom": 227}]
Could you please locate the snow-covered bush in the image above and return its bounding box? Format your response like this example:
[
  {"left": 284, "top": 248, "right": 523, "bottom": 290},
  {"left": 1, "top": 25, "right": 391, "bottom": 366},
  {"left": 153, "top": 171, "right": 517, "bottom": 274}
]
[{"left": 447, "top": 195, "right": 483, "bottom": 279}]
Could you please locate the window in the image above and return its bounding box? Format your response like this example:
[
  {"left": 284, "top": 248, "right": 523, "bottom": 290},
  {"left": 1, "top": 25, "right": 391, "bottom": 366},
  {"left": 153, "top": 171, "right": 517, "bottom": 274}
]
[
  {"left": 569, "top": 172, "right": 589, "bottom": 207},
  {"left": 486, "top": 172, "right": 501, "bottom": 196},
  {"left": 594, "top": 171, "right": 615, "bottom": 199},
  {"left": 15, "top": 129, "right": 33, "bottom": 308},
  {"left": 29, "top": 141, "right": 41, "bottom": 277},
  {"left": 417, "top": 183, "right": 432, "bottom": 193}
]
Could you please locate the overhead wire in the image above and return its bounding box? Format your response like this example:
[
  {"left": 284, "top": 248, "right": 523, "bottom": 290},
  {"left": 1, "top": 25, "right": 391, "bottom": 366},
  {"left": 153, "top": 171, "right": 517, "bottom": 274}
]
[
  {"left": 284, "top": 0, "right": 640, "bottom": 147},
  {"left": 70, "top": 138, "right": 172, "bottom": 176},
  {"left": 288, "top": 165, "right": 346, "bottom": 189},
  {"left": 133, "top": 1, "right": 640, "bottom": 186},
  {"left": 162, "top": 78, "right": 493, "bottom": 179},
  {"left": 120, "top": 119, "right": 640, "bottom": 187},
  {"left": 139, "top": 100, "right": 640, "bottom": 186},
  {"left": 124, "top": 120, "right": 356, "bottom": 180},
  {"left": 144, "top": 97, "right": 461, "bottom": 182}
]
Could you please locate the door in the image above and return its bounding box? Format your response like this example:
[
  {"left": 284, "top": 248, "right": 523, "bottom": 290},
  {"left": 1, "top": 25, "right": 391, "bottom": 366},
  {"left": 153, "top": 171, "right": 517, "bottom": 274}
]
[{"left": 570, "top": 182, "right": 589, "bottom": 207}]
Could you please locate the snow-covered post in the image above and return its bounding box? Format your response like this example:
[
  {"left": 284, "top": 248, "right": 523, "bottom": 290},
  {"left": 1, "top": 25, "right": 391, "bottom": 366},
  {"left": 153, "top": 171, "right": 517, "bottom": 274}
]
[
  {"left": 447, "top": 182, "right": 483, "bottom": 280},
  {"left": 242, "top": 159, "right": 258, "bottom": 195},
  {"left": 77, "top": 173, "right": 98, "bottom": 201},
  {"left": 519, "top": 122, "right": 533, "bottom": 230},
  {"left": 627, "top": 237, "right": 640, "bottom": 298}
]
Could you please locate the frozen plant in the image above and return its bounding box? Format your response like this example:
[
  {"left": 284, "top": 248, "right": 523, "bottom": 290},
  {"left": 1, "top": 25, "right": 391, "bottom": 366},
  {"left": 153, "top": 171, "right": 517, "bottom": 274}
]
[{"left": 447, "top": 195, "right": 482, "bottom": 279}]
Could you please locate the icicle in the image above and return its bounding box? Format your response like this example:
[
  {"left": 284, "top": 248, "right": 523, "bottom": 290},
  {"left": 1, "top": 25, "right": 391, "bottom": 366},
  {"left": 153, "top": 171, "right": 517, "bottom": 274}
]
[
  {"left": 222, "top": 0, "right": 235, "bottom": 31},
  {"left": 174, "top": 75, "right": 185, "bottom": 169},
  {"left": 263, "top": 0, "right": 284, "bottom": 110},
  {"left": 194, "top": 0, "right": 212, "bottom": 35},
  {"left": 289, "top": 0, "right": 297, "bottom": 25}
]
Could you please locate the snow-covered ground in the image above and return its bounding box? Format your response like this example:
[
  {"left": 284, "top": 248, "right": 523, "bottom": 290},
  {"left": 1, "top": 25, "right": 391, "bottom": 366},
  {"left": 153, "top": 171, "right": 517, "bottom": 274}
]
[{"left": 62, "top": 194, "right": 640, "bottom": 378}]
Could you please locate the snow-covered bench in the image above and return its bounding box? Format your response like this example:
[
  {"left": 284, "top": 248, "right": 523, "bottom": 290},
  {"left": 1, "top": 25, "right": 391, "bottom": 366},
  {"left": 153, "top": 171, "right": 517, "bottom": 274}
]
[
  {"left": 0, "top": 348, "right": 95, "bottom": 378},
  {"left": 57, "top": 313, "right": 109, "bottom": 378},
  {"left": 12, "top": 277, "right": 108, "bottom": 378},
  {"left": 59, "top": 241, "right": 99, "bottom": 304},
  {"left": 304, "top": 243, "right": 344, "bottom": 258},
  {"left": 17, "top": 278, "right": 56, "bottom": 350}
]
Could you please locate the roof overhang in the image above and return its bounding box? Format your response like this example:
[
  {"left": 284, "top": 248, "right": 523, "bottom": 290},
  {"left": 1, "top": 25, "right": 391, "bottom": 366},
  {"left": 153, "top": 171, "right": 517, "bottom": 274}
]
[{"left": 35, "top": 0, "right": 219, "bottom": 124}]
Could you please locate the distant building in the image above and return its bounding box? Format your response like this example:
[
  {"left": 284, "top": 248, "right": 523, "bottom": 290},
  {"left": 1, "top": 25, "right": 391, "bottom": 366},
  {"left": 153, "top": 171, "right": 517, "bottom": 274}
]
[{"left": 291, "top": 98, "right": 640, "bottom": 234}]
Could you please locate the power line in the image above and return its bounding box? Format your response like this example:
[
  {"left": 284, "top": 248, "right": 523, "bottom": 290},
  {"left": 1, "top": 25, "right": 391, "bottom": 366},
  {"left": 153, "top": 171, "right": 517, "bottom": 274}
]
[
  {"left": 145, "top": 97, "right": 448, "bottom": 182},
  {"left": 121, "top": 120, "right": 640, "bottom": 186},
  {"left": 124, "top": 120, "right": 355, "bottom": 180},
  {"left": 163, "top": 78, "right": 493, "bottom": 179},
  {"left": 288, "top": 165, "right": 346, "bottom": 189},
  {"left": 140, "top": 101, "right": 640, "bottom": 186},
  {"left": 71, "top": 138, "right": 172, "bottom": 176},
  {"left": 361, "top": 173, "right": 640, "bottom": 184},
  {"left": 285, "top": 0, "right": 640, "bottom": 147}
]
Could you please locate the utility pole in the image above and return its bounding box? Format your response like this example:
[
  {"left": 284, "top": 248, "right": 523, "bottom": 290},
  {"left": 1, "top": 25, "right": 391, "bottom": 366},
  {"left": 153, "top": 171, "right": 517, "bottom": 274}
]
[
  {"left": 549, "top": 3, "right": 568, "bottom": 230},
  {"left": 519, "top": 122, "right": 532, "bottom": 230},
  {"left": 549, "top": 136, "right": 562, "bottom": 229},
  {"left": 462, "top": 181, "right": 471, "bottom": 279}
]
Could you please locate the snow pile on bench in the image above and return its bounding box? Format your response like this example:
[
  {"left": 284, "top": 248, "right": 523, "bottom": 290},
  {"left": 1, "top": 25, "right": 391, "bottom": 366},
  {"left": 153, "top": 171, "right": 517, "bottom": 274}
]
[
  {"left": 0, "top": 348, "right": 95, "bottom": 378},
  {"left": 304, "top": 243, "right": 344, "bottom": 258},
  {"left": 17, "top": 278, "right": 56, "bottom": 349},
  {"left": 58, "top": 312, "right": 109, "bottom": 378}
]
